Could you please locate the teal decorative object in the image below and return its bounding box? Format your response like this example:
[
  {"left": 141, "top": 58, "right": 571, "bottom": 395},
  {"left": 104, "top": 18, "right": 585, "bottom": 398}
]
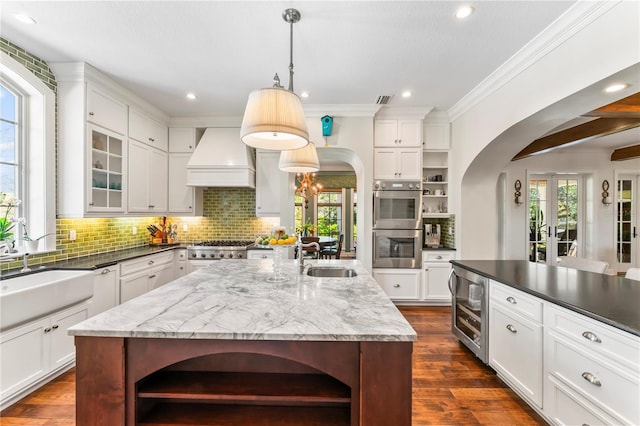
[{"left": 321, "top": 115, "right": 333, "bottom": 136}]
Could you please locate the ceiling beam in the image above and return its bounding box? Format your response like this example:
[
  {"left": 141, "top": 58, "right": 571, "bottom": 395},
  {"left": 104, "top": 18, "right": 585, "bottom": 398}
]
[
  {"left": 512, "top": 117, "right": 640, "bottom": 161},
  {"left": 583, "top": 92, "right": 640, "bottom": 118},
  {"left": 611, "top": 144, "right": 640, "bottom": 161}
]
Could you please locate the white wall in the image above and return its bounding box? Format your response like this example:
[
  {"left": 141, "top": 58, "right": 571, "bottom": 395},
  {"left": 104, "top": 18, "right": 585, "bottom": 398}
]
[{"left": 449, "top": 1, "right": 640, "bottom": 262}]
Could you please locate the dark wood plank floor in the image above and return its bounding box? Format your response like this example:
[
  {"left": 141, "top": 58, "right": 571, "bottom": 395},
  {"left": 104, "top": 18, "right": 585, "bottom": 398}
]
[{"left": 0, "top": 306, "right": 547, "bottom": 425}]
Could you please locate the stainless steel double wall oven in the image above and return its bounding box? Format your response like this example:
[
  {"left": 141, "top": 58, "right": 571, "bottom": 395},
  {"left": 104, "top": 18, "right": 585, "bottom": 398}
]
[{"left": 372, "top": 180, "right": 423, "bottom": 268}]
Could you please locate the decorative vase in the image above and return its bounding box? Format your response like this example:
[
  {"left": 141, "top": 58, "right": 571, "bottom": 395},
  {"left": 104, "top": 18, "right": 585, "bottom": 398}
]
[
  {"left": 25, "top": 240, "right": 39, "bottom": 253},
  {"left": 267, "top": 245, "right": 289, "bottom": 282}
]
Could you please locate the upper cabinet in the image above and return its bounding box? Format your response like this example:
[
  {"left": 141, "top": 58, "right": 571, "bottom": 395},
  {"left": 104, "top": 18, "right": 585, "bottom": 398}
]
[
  {"left": 255, "top": 150, "right": 284, "bottom": 217},
  {"left": 374, "top": 147, "right": 422, "bottom": 180},
  {"left": 128, "top": 140, "right": 168, "bottom": 214},
  {"left": 374, "top": 120, "right": 422, "bottom": 147},
  {"left": 86, "top": 84, "right": 127, "bottom": 135},
  {"left": 423, "top": 122, "right": 450, "bottom": 150},
  {"left": 168, "top": 128, "right": 202, "bottom": 215},
  {"left": 168, "top": 128, "right": 195, "bottom": 153},
  {"left": 88, "top": 126, "right": 125, "bottom": 213},
  {"left": 129, "top": 108, "right": 168, "bottom": 151}
]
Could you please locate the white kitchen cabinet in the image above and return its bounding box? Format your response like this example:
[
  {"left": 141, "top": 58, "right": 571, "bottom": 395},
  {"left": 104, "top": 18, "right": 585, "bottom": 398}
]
[
  {"left": 89, "top": 266, "right": 120, "bottom": 318},
  {"left": 422, "top": 250, "right": 454, "bottom": 305},
  {"left": 374, "top": 120, "right": 422, "bottom": 147},
  {"left": 374, "top": 147, "right": 422, "bottom": 180},
  {"left": 175, "top": 249, "right": 188, "bottom": 277},
  {"left": 0, "top": 302, "right": 88, "bottom": 408},
  {"left": 544, "top": 304, "right": 640, "bottom": 425},
  {"left": 128, "top": 140, "right": 168, "bottom": 213},
  {"left": 255, "top": 150, "right": 284, "bottom": 217},
  {"left": 87, "top": 125, "right": 125, "bottom": 213},
  {"left": 247, "top": 249, "right": 274, "bottom": 260},
  {"left": 169, "top": 127, "right": 195, "bottom": 152},
  {"left": 129, "top": 108, "right": 168, "bottom": 151},
  {"left": 373, "top": 269, "right": 421, "bottom": 301},
  {"left": 86, "top": 83, "right": 127, "bottom": 135},
  {"left": 423, "top": 122, "right": 450, "bottom": 150},
  {"left": 168, "top": 153, "right": 202, "bottom": 215},
  {"left": 119, "top": 252, "right": 175, "bottom": 303},
  {"left": 489, "top": 281, "right": 543, "bottom": 408}
]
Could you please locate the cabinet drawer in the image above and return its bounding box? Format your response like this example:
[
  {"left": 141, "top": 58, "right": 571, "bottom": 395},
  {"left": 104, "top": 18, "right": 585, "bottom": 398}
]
[
  {"left": 373, "top": 270, "right": 421, "bottom": 300},
  {"left": 120, "top": 252, "right": 174, "bottom": 276},
  {"left": 422, "top": 251, "right": 454, "bottom": 262},
  {"left": 490, "top": 281, "right": 542, "bottom": 323},
  {"left": 546, "top": 331, "right": 639, "bottom": 425},
  {"left": 546, "top": 374, "right": 621, "bottom": 426},
  {"left": 546, "top": 304, "right": 640, "bottom": 372}
]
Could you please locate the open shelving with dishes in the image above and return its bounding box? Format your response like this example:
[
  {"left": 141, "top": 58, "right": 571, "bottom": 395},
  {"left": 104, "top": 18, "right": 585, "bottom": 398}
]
[
  {"left": 89, "top": 127, "right": 123, "bottom": 211},
  {"left": 422, "top": 151, "right": 449, "bottom": 217}
]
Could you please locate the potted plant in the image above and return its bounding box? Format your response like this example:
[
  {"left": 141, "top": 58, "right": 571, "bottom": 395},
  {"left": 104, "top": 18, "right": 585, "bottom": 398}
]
[{"left": 0, "top": 192, "right": 20, "bottom": 245}]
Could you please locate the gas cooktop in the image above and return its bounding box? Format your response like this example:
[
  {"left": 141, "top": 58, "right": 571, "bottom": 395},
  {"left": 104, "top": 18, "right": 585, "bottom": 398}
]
[
  {"left": 191, "top": 240, "right": 254, "bottom": 248},
  {"left": 187, "top": 240, "right": 254, "bottom": 260}
]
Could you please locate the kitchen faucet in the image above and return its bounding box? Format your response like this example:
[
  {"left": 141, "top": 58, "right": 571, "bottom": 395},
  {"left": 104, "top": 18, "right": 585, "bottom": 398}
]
[{"left": 295, "top": 240, "right": 320, "bottom": 274}]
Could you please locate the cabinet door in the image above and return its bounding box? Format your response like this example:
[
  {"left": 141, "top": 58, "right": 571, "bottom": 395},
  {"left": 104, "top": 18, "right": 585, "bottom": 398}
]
[
  {"left": 86, "top": 84, "right": 126, "bottom": 135},
  {"left": 49, "top": 305, "right": 88, "bottom": 370},
  {"left": 150, "top": 262, "right": 175, "bottom": 290},
  {"left": 489, "top": 304, "right": 543, "bottom": 407},
  {"left": 127, "top": 140, "right": 150, "bottom": 212},
  {"left": 424, "top": 123, "right": 450, "bottom": 150},
  {"left": 374, "top": 149, "right": 399, "bottom": 180},
  {"left": 247, "top": 250, "right": 274, "bottom": 260},
  {"left": 120, "top": 272, "right": 150, "bottom": 303},
  {"left": 129, "top": 108, "right": 151, "bottom": 145},
  {"left": 397, "top": 120, "right": 422, "bottom": 147},
  {"left": 396, "top": 148, "right": 422, "bottom": 180},
  {"left": 169, "top": 128, "right": 195, "bottom": 152},
  {"left": 0, "top": 318, "right": 49, "bottom": 401},
  {"left": 423, "top": 262, "right": 452, "bottom": 303},
  {"left": 168, "top": 153, "right": 194, "bottom": 213},
  {"left": 89, "top": 267, "right": 119, "bottom": 318},
  {"left": 149, "top": 148, "right": 168, "bottom": 212},
  {"left": 149, "top": 120, "right": 168, "bottom": 151},
  {"left": 373, "top": 269, "right": 421, "bottom": 301},
  {"left": 88, "top": 126, "right": 125, "bottom": 213},
  {"left": 255, "top": 150, "right": 282, "bottom": 217},
  {"left": 374, "top": 120, "right": 398, "bottom": 147}
]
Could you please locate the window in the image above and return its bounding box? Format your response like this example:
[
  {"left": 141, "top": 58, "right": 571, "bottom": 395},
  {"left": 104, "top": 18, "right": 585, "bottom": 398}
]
[
  {"left": 317, "top": 191, "right": 342, "bottom": 237},
  {"left": 0, "top": 52, "right": 55, "bottom": 252}
]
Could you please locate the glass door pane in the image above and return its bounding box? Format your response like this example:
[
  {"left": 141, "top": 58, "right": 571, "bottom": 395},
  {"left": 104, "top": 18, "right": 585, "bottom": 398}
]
[
  {"left": 617, "top": 177, "right": 638, "bottom": 270},
  {"left": 529, "top": 179, "right": 548, "bottom": 263},
  {"left": 556, "top": 178, "right": 578, "bottom": 257}
]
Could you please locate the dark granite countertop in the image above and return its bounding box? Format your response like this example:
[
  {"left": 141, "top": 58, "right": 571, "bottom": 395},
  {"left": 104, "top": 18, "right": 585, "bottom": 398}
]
[
  {"left": 0, "top": 244, "right": 186, "bottom": 280},
  {"left": 450, "top": 260, "right": 640, "bottom": 337}
]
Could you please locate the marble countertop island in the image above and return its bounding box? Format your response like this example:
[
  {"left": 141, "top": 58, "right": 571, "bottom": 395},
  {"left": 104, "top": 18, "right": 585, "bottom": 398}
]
[{"left": 69, "top": 259, "right": 417, "bottom": 342}]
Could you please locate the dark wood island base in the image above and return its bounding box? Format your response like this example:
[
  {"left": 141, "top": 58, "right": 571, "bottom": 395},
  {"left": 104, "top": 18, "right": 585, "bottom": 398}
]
[{"left": 75, "top": 336, "right": 413, "bottom": 426}]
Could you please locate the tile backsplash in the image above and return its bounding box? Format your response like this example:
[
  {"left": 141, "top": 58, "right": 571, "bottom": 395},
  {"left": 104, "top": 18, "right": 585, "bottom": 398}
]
[
  {"left": 423, "top": 216, "right": 455, "bottom": 248},
  {"left": 1, "top": 188, "right": 280, "bottom": 270}
]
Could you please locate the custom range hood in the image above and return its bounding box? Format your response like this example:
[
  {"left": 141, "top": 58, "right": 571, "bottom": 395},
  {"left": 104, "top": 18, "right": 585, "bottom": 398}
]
[{"left": 186, "top": 128, "right": 256, "bottom": 188}]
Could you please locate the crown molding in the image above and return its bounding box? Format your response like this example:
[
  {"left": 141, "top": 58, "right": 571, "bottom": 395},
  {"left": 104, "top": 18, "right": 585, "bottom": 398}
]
[
  {"left": 448, "top": 1, "right": 619, "bottom": 122},
  {"left": 374, "top": 106, "right": 434, "bottom": 120},
  {"left": 303, "top": 104, "right": 381, "bottom": 117}
]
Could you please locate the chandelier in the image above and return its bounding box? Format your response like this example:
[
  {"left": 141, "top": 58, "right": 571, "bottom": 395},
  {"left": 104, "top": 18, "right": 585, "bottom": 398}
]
[{"left": 295, "top": 172, "right": 321, "bottom": 209}]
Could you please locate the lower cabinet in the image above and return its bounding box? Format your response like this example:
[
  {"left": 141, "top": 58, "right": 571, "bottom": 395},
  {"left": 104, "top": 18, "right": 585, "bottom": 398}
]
[
  {"left": 120, "top": 251, "right": 175, "bottom": 303},
  {"left": 373, "top": 269, "right": 421, "bottom": 301},
  {"left": 489, "top": 282, "right": 543, "bottom": 408},
  {"left": 422, "top": 250, "right": 455, "bottom": 305},
  {"left": 0, "top": 302, "right": 89, "bottom": 408},
  {"left": 175, "top": 249, "right": 188, "bottom": 277},
  {"left": 89, "top": 266, "right": 120, "bottom": 318},
  {"left": 247, "top": 249, "right": 274, "bottom": 260}
]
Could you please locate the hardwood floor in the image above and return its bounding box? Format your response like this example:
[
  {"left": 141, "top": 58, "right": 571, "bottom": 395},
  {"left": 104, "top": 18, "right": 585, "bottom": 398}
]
[{"left": 0, "top": 306, "right": 547, "bottom": 425}]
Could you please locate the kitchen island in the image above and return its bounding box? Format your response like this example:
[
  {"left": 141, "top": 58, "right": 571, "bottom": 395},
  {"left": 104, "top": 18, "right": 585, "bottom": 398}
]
[{"left": 69, "top": 259, "right": 416, "bottom": 425}]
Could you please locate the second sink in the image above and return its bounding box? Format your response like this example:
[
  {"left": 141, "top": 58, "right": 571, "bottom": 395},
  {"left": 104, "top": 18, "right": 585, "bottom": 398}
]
[{"left": 307, "top": 266, "right": 357, "bottom": 278}]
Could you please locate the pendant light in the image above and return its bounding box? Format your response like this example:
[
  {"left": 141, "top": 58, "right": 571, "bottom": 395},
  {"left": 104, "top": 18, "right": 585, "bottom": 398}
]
[
  {"left": 240, "top": 8, "right": 309, "bottom": 151},
  {"left": 279, "top": 141, "right": 320, "bottom": 173}
]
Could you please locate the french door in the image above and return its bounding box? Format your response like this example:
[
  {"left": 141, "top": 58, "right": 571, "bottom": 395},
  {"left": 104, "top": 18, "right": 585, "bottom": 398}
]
[
  {"left": 529, "top": 175, "right": 581, "bottom": 265},
  {"left": 616, "top": 175, "right": 639, "bottom": 272}
]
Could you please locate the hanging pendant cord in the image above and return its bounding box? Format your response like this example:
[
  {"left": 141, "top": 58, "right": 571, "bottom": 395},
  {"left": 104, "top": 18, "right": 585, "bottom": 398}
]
[{"left": 288, "top": 17, "right": 294, "bottom": 92}]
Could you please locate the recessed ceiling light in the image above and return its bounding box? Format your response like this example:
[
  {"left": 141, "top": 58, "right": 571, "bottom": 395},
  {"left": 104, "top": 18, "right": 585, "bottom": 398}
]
[
  {"left": 300, "top": 91, "right": 309, "bottom": 98},
  {"left": 402, "top": 91, "right": 412, "bottom": 98},
  {"left": 604, "top": 83, "right": 628, "bottom": 93},
  {"left": 15, "top": 14, "right": 36, "bottom": 24},
  {"left": 186, "top": 93, "right": 197, "bottom": 100},
  {"left": 456, "top": 5, "right": 474, "bottom": 19}
]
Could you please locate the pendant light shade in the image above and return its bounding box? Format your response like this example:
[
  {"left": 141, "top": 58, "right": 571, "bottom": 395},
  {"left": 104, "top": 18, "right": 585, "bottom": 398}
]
[
  {"left": 240, "top": 86, "right": 309, "bottom": 150},
  {"left": 241, "top": 8, "right": 310, "bottom": 151},
  {"left": 279, "top": 141, "right": 319, "bottom": 172}
]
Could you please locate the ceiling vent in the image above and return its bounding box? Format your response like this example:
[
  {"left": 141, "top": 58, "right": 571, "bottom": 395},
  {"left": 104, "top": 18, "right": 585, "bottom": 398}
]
[{"left": 376, "top": 95, "right": 393, "bottom": 105}]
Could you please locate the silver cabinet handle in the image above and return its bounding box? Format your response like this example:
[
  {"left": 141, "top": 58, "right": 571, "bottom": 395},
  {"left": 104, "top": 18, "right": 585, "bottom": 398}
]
[
  {"left": 88, "top": 112, "right": 95, "bottom": 116},
  {"left": 101, "top": 268, "right": 110, "bottom": 275},
  {"left": 149, "top": 274, "right": 156, "bottom": 279},
  {"left": 52, "top": 324, "right": 59, "bottom": 330},
  {"left": 582, "top": 331, "right": 601, "bottom": 343},
  {"left": 448, "top": 269, "right": 455, "bottom": 295},
  {"left": 148, "top": 205, "right": 155, "bottom": 208},
  {"left": 436, "top": 255, "right": 442, "bottom": 259},
  {"left": 44, "top": 327, "right": 52, "bottom": 333},
  {"left": 506, "top": 324, "right": 517, "bottom": 333},
  {"left": 506, "top": 296, "right": 517, "bottom": 304},
  {"left": 148, "top": 260, "right": 154, "bottom": 265},
  {"left": 393, "top": 284, "right": 400, "bottom": 288},
  {"left": 261, "top": 255, "right": 268, "bottom": 259},
  {"left": 581, "top": 372, "right": 602, "bottom": 387}
]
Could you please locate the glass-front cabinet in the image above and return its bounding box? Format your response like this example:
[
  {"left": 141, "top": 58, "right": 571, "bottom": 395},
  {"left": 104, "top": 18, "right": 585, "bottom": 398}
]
[{"left": 89, "top": 126, "right": 124, "bottom": 212}]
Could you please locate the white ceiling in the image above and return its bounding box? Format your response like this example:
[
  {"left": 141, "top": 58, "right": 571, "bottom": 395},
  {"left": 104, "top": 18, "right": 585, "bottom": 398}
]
[{"left": 1, "top": 1, "right": 636, "bottom": 154}]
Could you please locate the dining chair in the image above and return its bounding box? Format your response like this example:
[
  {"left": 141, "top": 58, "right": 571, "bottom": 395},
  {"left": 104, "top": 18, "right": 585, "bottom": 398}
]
[
  {"left": 320, "top": 234, "right": 343, "bottom": 259},
  {"left": 557, "top": 256, "right": 609, "bottom": 274},
  {"left": 625, "top": 268, "right": 640, "bottom": 281},
  {"left": 297, "top": 236, "right": 320, "bottom": 259}
]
